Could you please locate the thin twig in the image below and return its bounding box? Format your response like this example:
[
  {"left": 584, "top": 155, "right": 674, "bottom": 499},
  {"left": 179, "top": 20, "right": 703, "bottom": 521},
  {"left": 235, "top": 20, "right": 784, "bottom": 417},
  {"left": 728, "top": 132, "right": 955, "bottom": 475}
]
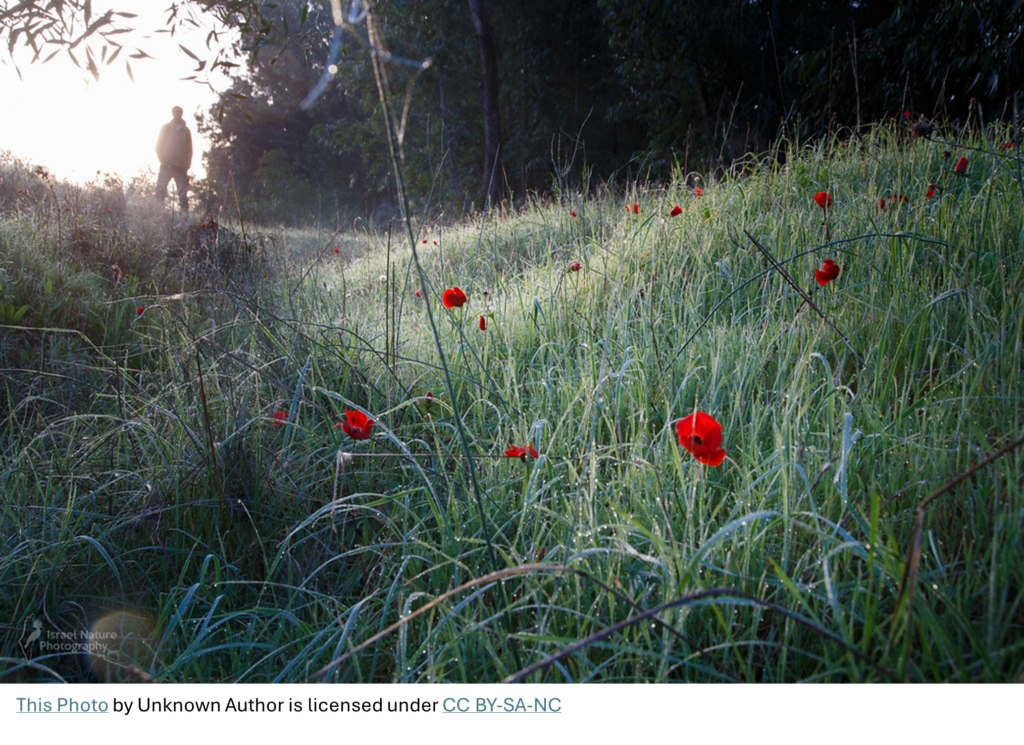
[
  {"left": 744, "top": 230, "right": 871, "bottom": 372},
  {"left": 890, "top": 432, "right": 1024, "bottom": 657},
  {"left": 503, "top": 586, "right": 896, "bottom": 683},
  {"left": 305, "top": 565, "right": 742, "bottom": 683}
]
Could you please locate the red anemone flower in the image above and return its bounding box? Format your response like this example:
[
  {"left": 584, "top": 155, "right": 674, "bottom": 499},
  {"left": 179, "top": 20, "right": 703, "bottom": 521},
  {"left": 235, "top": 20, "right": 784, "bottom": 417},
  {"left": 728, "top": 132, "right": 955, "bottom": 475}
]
[
  {"left": 569, "top": 261, "right": 582, "bottom": 272},
  {"left": 442, "top": 287, "right": 468, "bottom": 308},
  {"left": 670, "top": 205, "right": 683, "bottom": 217},
  {"left": 479, "top": 316, "right": 487, "bottom": 331},
  {"left": 954, "top": 156, "right": 968, "bottom": 175},
  {"left": 814, "top": 191, "right": 832, "bottom": 209},
  {"left": 815, "top": 258, "right": 841, "bottom": 286},
  {"left": 675, "top": 412, "right": 726, "bottom": 467},
  {"left": 271, "top": 411, "right": 289, "bottom": 427},
  {"left": 334, "top": 409, "right": 374, "bottom": 440}
]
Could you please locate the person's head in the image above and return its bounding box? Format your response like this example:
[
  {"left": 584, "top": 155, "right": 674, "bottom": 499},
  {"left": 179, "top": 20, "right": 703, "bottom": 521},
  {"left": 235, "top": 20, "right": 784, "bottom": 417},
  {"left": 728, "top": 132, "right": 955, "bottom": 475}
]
[{"left": 171, "top": 106, "right": 184, "bottom": 120}]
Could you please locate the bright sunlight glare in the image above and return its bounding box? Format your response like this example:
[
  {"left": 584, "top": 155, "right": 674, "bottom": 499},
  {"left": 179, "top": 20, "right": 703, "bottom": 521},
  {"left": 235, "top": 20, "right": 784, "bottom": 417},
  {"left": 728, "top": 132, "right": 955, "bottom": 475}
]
[{"left": 0, "top": 3, "right": 239, "bottom": 184}]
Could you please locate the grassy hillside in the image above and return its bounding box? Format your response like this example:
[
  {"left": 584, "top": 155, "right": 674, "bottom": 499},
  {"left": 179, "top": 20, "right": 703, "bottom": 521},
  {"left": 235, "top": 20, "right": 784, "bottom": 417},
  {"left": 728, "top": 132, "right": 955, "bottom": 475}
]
[{"left": 1, "top": 126, "right": 1021, "bottom": 683}]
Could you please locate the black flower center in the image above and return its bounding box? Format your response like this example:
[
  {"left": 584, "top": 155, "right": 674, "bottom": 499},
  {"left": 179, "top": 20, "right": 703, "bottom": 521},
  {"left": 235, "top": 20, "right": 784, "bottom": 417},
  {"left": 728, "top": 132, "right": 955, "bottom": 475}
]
[{"left": 692, "top": 435, "right": 703, "bottom": 446}]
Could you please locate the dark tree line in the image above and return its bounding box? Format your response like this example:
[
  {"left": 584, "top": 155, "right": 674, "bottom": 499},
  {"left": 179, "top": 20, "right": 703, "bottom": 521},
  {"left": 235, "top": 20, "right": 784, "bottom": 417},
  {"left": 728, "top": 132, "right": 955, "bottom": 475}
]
[{"left": 194, "top": 0, "right": 1024, "bottom": 223}]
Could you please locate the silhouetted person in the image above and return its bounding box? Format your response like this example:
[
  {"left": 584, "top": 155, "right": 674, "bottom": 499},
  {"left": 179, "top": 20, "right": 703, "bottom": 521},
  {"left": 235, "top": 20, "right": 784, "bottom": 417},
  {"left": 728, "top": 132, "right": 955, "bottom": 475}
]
[{"left": 155, "top": 106, "right": 192, "bottom": 211}]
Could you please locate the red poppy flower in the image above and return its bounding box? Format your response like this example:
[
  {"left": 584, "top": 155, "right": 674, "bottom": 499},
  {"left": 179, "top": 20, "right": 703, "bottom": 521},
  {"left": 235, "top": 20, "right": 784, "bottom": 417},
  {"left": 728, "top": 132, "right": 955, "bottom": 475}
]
[
  {"left": 537, "top": 546, "right": 546, "bottom": 560},
  {"left": 925, "top": 184, "right": 937, "bottom": 198},
  {"left": 675, "top": 412, "right": 726, "bottom": 467},
  {"left": 877, "top": 197, "right": 887, "bottom": 211},
  {"left": 1002, "top": 141, "right": 1015, "bottom": 152},
  {"left": 814, "top": 191, "right": 832, "bottom": 209},
  {"left": 814, "top": 258, "right": 841, "bottom": 286},
  {"left": 670, "top": 205, "right": 683, "bottom": 217},
  {"left": 136, "top": 306, "right": 145, "bottom": 315},
  {"left": 479, "top": 316, "right": 487, "bottom": 331},
  {"left": 904, "top": 111, "right": 912, "bottom": 118},
  {"left": 422, "top": 239, "right": 428, "bottom": 243},
  {"left": 442, "top": 287, "right": 468, "bottom": 308},
  {"left": 334, "top": 409, "right": 374, "bottom": 440},
  {"left": 415, "top": 290, "right": 422, "bottom": 297},
  {"left": 954, "top": 156, "right": 968, "bottom": 175},
  {"left": 570, "top": 210, "right": 577, "bottom": 217},
  {"left": 943, "top": 151, "right": 951, "bottom": 160},
  {"left": 569, "top": 261, "right": 581, "bottom": 272},
  {"left": 626, "top": 203, "right": 640, "bottom": 214},
  {"left": 333, "top": 247, "right": 339, "bottom": 254},
  {"left": 694, "top": 188, "right": 702, "bottom": 197},
  {"left": 262, "top": 274, "right": 267, "bottom": 279},
  {"left": 271, "top": 411, "right": 289, "bottom": 427},
  {"left": 504, "top": 445, "right": 539, "bottom": 459}
]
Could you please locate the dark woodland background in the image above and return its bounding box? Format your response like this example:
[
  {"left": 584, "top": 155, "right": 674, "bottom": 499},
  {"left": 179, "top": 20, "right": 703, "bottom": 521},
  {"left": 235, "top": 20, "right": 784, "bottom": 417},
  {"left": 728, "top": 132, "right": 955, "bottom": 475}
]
[{"left": 195, "top": 0, "right": 1023, "bottom": 223}]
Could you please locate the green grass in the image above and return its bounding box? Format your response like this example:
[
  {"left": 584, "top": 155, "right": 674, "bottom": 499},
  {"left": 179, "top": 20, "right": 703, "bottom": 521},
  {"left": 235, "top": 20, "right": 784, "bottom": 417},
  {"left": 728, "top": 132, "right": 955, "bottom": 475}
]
[{"left": 1, "top": 125, "right": 1022, "bottom": 683}]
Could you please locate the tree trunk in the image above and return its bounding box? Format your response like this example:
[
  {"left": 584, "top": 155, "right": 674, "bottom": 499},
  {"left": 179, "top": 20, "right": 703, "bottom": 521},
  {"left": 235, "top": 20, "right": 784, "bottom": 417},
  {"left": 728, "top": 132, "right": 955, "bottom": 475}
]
[
  {"left": 438, "top": 68, "right": 464, "bottom": 202},
  {"left": 467, "top": 0, "right": 502, "bottom": 208}
]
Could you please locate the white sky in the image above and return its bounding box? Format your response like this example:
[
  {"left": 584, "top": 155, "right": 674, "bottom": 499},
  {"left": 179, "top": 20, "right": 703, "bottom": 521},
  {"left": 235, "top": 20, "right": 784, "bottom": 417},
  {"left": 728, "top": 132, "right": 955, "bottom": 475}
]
[{"left": 0, "top": 3, "right": 240, "bottom": 183}]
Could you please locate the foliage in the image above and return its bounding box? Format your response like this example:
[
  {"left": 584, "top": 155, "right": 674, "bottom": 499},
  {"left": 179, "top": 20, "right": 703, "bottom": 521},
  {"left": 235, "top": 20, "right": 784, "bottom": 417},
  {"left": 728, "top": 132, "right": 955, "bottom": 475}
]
[
  {"left": 788, "top": 0, "right": 1024, "bottom": 128},
  {"left": 602, "top": 0, "right": 1024, "bottom": 167}
]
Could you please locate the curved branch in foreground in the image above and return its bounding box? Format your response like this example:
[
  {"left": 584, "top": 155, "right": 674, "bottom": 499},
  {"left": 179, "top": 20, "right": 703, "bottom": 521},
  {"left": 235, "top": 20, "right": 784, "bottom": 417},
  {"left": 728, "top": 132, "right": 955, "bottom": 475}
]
[
  {"left": 307, "top": 565, "right": 892, "bottom": 683},
  {"left": 502, "top": 586, "right": 896, "bottom": 683}
]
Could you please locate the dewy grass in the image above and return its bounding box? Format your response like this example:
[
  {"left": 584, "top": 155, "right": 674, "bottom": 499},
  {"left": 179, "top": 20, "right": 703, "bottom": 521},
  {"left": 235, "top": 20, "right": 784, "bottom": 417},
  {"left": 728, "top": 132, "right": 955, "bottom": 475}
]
[{"left": 0, "top": 125, "right": 1022, "bottom": 683}]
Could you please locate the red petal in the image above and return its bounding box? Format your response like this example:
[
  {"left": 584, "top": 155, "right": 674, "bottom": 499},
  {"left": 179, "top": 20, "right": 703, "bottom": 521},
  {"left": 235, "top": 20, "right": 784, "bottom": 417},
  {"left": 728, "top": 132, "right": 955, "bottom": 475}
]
[
  {"left": 342, "top": 423, "right": 365, "bottom": 439},
  {"left": 342, "top": 409, "right": 373, "bottom": 439},
  {"left": 676, "top": 412, "right": 726, "bottom": 466},
  {"left": 693, "top": 446, "right": 727, "bottom": 466},
  {"left": 442, "top": 287, "right": 467, "bottom": 308}
]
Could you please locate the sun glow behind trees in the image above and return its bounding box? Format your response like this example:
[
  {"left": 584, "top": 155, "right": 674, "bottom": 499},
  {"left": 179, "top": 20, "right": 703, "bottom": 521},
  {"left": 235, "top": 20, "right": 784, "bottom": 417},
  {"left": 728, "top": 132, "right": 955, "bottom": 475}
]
[{"left": 0, "top": 3, "right": 238, "bottom": 183}]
